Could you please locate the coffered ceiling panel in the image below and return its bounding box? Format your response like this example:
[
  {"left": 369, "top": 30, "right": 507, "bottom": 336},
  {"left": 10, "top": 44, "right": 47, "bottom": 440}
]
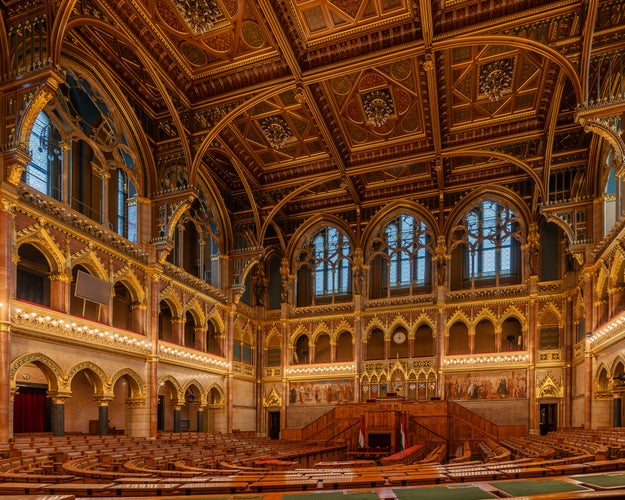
[{"left": 20, "top": 0, "right": 620, "bottom": 246}]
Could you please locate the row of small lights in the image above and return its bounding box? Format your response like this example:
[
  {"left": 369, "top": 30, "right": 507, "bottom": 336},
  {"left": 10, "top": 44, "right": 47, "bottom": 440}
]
[
  {"left": 14, "top": 307, "right": 230, "bottom": 370},
  {"left": 159, "top": 345, "right": 230, "bottom": 370},
  {"left": 14, "top": 308, "right": 152, "bottom": 350},
  {"left": 286, "top": 364, "right": 355, "bottom": 376},
  {"left": 588, "top": 311, "right": 625, "bottom": 345},
  {"left": 443, "top": 353, "right": 529, "bottom": 366}
]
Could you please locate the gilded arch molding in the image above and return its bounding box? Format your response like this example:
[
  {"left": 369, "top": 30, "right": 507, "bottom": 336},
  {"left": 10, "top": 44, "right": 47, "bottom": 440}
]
[{"left": 10, "top": 353, "right": 65, "bottom": 392}]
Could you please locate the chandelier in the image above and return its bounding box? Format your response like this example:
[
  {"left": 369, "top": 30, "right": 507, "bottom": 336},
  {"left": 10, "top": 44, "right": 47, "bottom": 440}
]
[
  {"left": 362, "top": 89, "right": 394, "bottom": 127},
  {"left": 260, "top": 116, "right": 292, "bottom": 150},
  {"left": 175, "top": 0, "right": 221, "bottom": 35},
  {"left": 479, "top": 59, "right": 514, "bottom": 101}
]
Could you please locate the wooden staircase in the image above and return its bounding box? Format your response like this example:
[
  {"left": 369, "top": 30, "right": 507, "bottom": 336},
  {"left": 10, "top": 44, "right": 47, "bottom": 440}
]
[{"left": 283, "top": 400, "right": 526, "bottom": 460}]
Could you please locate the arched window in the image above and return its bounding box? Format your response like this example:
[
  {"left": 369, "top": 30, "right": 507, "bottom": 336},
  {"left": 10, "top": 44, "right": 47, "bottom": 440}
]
[
  {"left": 206, "top": 321, "right": 222, "bottom": 356},
  {"left": 414, "top": 324, "right": 433, "bottom": 357},
  {"left": 366, "top": 328, "right": 385, "bottom": 360},
  {"left": 295, "top": 225, "right": 352, "bottom": 306},
  {"left": 167, "top": 196, "right": 221, "bottom": 286},
  {"left": 474, "top": 319, "right": 495, "bottom": 353},
  {"left": 158, "top": 301, "right": 174, "bottom": 342},
  {"left": 111, "top": 169, "right": 137, "bottom": 242},
  {"left": 112, "top": 281, "right": 133, "bottom": 331},
  {"left": 336, "top": 331, "right": 353, "bottom": 361},
  {"left": 448, "top": 322, "right": 469, "bottom": 355},
  {"left": 293, "top": 335, "right": 309, "bottom": 364},
  {"left": 597, "top": 367, "right": 609, "bottom": 393},
  {"left": 369, "top": 214, "right": 432, "bottom": 298},
  {"left": 451, "top": 200, "right": 521, "bottom": 289},
  {"left": 315, "top": 333, "right": 331, "bottom": 363},
  {"left": 502, "top": 317, "right": 523, "bottom": 351},
  {"left": 16, "top": 244, "right": 51, "bottom": 307},
  {"left": 25, "top": 111, "right": 62, "bottom": 200},
  {"left": 604, "top": 164, "right": 617, "bottom": 236},
  {"left": 184, "top": 311, "right": 195, "bottom": 348}
]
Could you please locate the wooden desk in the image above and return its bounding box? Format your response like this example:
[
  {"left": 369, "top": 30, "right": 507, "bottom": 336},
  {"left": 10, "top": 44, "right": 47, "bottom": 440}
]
[
  {"left": 446, "top": 469, "right": 501, "bottom": 482},
  {"left": 499, "top": 466, "right": 549, "bottom": 478},
  {"left": 250, "top": 477, "right": 318, "bottom": 492},
  {"left": 585, "top": 459, "right": 625, "bottom": 472},
  {"left": 314, "top": 460, "right": 376, "bottom": 468},
  {"left": 42, "top": 482, "right": 116, "bottom": 496},
  {"left": 0, "top": 482, "right": 50, "bottom": 494},
  {"left": 548, "top": 463, "right": 589, "bottom": 475},
  {"left": 346, "top": 450, "right": 389, "bottom": 459},
  {"left": 107, "top": 482, "right": 181, "bottom": 496},
  {"left": 386, "top": 472, "right": 445, "bottom": 485},
  {"left": 177, "top": 480, "right": 250, "bottom": 494}
]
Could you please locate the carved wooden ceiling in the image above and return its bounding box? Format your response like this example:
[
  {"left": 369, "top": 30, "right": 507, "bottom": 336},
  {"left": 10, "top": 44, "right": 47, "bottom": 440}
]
[{"left": 7, "top": 0, "right": 625, "bottom": 249}]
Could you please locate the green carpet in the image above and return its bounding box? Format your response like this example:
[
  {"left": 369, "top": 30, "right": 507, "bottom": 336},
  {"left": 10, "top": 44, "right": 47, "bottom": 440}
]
[
  {"left": 491, "top": 479, "right": 590, "bottom": 496},
  {"left": 573, "top": 472, "right": 625, "bottom": 488},
  {"left": 178, "top": 497, "right": 261, "bottom": 500},
  {"left": 282, "top": 492, "right": 379, "bottom": 500},
  {"left": 393, "top": 485, "right": 497, "bottom": 500}
]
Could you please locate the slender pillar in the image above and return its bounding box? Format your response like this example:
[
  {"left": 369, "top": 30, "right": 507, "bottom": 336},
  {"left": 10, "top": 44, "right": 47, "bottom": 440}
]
[
  {"left": 195, "top": 326, "right": 206, "bottom": 351},
  {"left": 436, "top": 306, "right": 446, "bottom": 399},
  {"left": 614, "top": 397, "right": 623, "bottom": 427},
  {"left": 527, "top": 279, "right": 538, "bottom": 434},
  {"left": 172, "top": 318, "right": 185, "bottom": 345},
  {"left": 196, "top": 406, "right": 204, "bottom": 433},
  {"left": 226, "top": 302, "right": 235, "bottom": 433},
  {"left": 281, "top": 312, "right": 290, "bottom": 434},
  {"left": 60, "top": 142, "right": 71, "bottom": 204},
  {"left": 49, "top": 273, "right": 71, "bottom": 313},
  {"left": 51, "top": 398, "right": 66, "bottom": 437},
  {"left": 173, "top": 406, "right": 181, "bottom": 433},
  {"left": 354, "top": 312, "right": 362, "bottom": 402},
  {"left": 99, "top": 169, "right": 110, "bottom": 229},
  {"left": 148, "top": 272, "right": 160, "bottom": 438},
  {"left": 98, "top": 403, "right": 109, "bottom": 435},
  {"left": 584, "top": 336, "right": 593, "bottom": 428}
]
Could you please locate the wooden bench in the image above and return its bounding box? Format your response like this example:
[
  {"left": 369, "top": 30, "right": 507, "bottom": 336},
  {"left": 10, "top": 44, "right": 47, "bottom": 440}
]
[{"left": 379, "top": 444, "right": 426, "bottom": 465}]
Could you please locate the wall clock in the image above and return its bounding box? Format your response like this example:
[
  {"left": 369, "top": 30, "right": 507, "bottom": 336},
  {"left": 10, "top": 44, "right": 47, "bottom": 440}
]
[{"left": 393, "top": 331, "right": 406, "bottom": 344}]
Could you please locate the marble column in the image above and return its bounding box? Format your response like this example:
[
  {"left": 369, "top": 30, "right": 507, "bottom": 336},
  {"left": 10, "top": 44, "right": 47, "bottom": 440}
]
[
  {"left": 50, "top": 395, "right": 70, "bottom": 437},
  {"left": 614, "top": 396, "right": 623, "bottom": 427},
  {"left": 173, "top": 405, "right": 181, "bottom": 433},
  {"left": 98, "top": 402, "right": 109, "bottom": 435},
  {"left": 196, "top": 406, "right": 205, "bottom": 433}
]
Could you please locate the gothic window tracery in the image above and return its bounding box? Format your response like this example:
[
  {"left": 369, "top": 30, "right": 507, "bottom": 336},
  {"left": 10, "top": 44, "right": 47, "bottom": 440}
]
[
  {"left": 295, "top": 225, "right": 352, "bottom": 306},
  {"left": 451, "top": 200, "right": 521, "bottom": 289},
  {"left": 369, "top": 213, "right": 432, "bottom": 298},
  {"left": 25, "top": 111, "right": 62, "bottom": 200}
]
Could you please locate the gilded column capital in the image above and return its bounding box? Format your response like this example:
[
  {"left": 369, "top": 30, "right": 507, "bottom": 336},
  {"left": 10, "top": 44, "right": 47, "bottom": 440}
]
[
  {"left": 49, "top": 272, "right": 72, "bottom": 283},
  {"left": 47, "top": 391, "right": 72, "bottom": 405}
]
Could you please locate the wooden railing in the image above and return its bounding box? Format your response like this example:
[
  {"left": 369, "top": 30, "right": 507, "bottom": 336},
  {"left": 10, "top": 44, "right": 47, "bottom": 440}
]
[{"left": 292, "top": 400, "right": 518, "bottom": 460}]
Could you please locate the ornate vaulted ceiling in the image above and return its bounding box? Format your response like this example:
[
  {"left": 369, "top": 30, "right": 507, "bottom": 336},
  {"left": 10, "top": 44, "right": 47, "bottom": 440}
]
[{"left": 6, "top": 0, "right": 624, "bottom": 250}]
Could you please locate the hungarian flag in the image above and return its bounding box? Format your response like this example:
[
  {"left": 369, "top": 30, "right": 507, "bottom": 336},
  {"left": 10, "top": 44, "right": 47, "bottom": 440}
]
[
  {"left": 400, "top": 413, "right": 406, "bottom": 450},
  {"left": 358, "top": 414, "right": 365, "bottom": 448}
]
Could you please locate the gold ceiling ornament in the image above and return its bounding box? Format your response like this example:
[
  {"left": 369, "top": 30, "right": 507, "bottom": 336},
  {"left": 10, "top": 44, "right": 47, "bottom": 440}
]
[
  {"left": 479, "top": 59, "right": 514, "bottom": 101},
  {"left": 175, "top": 0, "right": 221, "bottom": 35},
  {"left": 362, "top": 89, "right": 394, "bottom": 127},
  {"left": 260, "top": 116, "right": 292, "bottom": 150}
]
